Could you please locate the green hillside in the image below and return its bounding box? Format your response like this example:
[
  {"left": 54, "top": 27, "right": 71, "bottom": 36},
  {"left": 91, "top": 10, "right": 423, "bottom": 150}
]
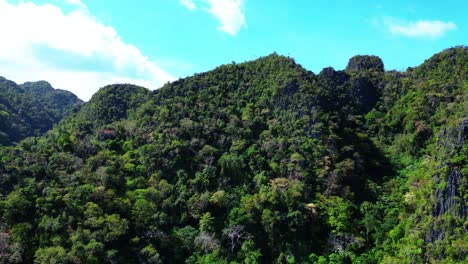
[
  {"left": 0, "top": 78, "right": 83, "bottom": 145},
  {"left": 0, "top": 47, "right": 466, "bottom": 263}
]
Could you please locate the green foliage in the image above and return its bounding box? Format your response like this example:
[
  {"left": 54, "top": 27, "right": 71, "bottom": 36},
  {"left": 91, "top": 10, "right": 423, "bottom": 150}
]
[
  {"left": 34, "top": 246, "right": 67, "bottom": 264},
  {"left": 0, "top": 78, "right": 82, "bottom": 145},
  {"left": 319, "top": 195, "right": 355, "bottom": 234},
  {"left": 0, "top": 47, "right": 466, "bottom": 263},
  {"left": 199, "top": 212, "right": 215, "bottom": 232}
]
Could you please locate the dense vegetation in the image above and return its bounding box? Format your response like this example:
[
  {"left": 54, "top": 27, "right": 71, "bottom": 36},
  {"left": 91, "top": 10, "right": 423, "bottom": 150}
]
[
  {"left": 0, "top": 78, "right": 82, "bottom": 145},
  {"left": 0, "top": 47, "right": 466, "bottom": 263}
]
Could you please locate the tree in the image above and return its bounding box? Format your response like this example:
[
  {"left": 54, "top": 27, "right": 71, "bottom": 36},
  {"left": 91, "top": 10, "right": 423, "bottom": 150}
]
[{"left": 34, "top": 246, "right": 67, "bottom": 264}]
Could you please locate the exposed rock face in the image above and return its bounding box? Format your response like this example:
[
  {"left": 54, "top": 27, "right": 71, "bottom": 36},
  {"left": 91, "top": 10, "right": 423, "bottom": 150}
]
[
  {"left": 348, "top": 76, "right": 378, "bottom": 113},
  {"left": 458, "top": 119, "right": 468, "bottom": 143},
  {"left": 427, "top": 119, "right": 467, "bottom": 245},
  {"left": 317, "top": 66, "right": 383, "bottom": 114},
  {"left": 318, "top": 67, "right": 349, "bottom": 86},
  {"left": 434, "top": 167, "right": 465, "bottom": 218},
  {"left": 436, "top": 119, "right": 468, "bottom": 158},
  {"left": 345, "top": 55, "right": 384, "bottom": 73}
]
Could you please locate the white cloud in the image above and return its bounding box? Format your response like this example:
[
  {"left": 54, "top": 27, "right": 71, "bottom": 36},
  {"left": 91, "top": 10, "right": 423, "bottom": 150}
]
[
  {"left": 0, "top": 0, "right": 174, "bottom": 100},
  {"left": 180, "top": 0, "right": 245, "bottom": 35},
  {"left": 180, "top": 0, "right": 196, "bottom": 11},
  {"left": 385, "top": 18, "right": 457, "bottom": 38},
  {"left": 205, "top": 0, "right": 245, "bottom": 35}
]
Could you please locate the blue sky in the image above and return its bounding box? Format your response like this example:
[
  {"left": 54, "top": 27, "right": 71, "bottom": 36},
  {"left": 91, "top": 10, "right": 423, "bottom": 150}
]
[{"left": 0, "top": 0, "right": 466, "bottom": 100}]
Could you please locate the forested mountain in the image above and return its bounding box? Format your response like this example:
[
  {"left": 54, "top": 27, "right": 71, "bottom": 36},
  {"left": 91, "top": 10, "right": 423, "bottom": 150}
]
[
  {"left": 0, "top": 78, "right": 83, "bottom": 145},
  {"left": 0, "top": 47, "right": 466, "bottom": 263}
]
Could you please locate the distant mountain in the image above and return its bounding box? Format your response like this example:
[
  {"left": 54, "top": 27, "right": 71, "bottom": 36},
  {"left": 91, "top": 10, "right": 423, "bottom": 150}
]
[
  {"left": 0, "top": 47, "right": 465, "bottom": 263},
  {"left": 0, "top": 77, "right": 82, "bottom": 145}
]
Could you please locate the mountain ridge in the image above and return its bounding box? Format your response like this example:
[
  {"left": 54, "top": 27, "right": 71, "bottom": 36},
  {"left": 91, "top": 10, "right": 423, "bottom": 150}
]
[
  {"left": 0, "top": 77, "right": 83, "bottom": 145},
  {"left": 0, "top": 46, "right": 465, "bottom": 263}
]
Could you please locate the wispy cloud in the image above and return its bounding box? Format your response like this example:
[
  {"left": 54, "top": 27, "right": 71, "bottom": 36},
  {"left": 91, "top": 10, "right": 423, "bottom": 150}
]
[
  {"left": 384, "top": 18, "right": 457, "bottom": 38},
  {"left": 180, "top": 0, "right": 196, "bottom": 11},
  {"left": 63, "top": 0, "right": 86, "bottom": 9},
  {"left": 0, "top": 0, "right": 174, "bottom": 100},
  {"left": 180, "top": 0, "right": 246, "bottom": 35}
]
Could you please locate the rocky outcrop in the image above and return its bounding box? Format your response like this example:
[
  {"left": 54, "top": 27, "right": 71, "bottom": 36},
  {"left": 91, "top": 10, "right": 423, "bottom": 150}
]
[
  {"left": 433, "top": 167, "right": 465, "bottom": 218},
  {"left": 427, "top": 119, "right": 467, "bottom": 244},
  {"left": 345, "top": 55, "right": 384, "bottom": 73},
  {"left": 348, "top": 76, "right": 379, "bottom": 113}
]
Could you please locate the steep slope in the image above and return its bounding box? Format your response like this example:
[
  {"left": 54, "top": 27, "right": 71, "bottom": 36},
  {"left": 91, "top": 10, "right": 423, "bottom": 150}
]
[
  {"left": 362, "top": 46, "right": 467, "bottom": 263},
  {"left": 0, "top": 47, "right": 465, "bottom": 263},
  {"left": 0, "top": 77, "right": 82, "bottom": 145}
]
